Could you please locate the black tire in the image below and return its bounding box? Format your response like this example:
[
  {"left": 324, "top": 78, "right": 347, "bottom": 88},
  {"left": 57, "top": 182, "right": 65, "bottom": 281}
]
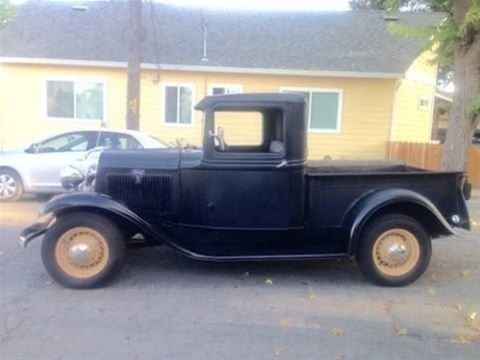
[
  {"left": 357, "top": 214, "right": 431, "bottom": 287},
  {"left": 0, "top": 168, "right": 23, "bottom": 202},
  {"left": 41, "top": 212, "right": 126, "bottom": 289}
]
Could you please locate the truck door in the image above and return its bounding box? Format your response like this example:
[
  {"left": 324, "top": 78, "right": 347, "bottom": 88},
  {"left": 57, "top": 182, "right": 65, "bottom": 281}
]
[{"left": 178, "top": 104, "right": 306, "bottom": 256}]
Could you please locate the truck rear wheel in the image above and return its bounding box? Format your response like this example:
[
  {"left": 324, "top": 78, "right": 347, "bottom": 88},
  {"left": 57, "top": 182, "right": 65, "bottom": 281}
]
[
  {"left": 357, "top": 214, "right": 431, "bottom": 287},
  {"left": 41, "top": 213, "right": 125, "bottom": 289}
]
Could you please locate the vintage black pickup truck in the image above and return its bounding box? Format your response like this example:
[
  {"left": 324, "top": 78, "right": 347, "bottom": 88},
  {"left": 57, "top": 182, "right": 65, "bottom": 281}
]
[{"left": 20, "top": 93, "right": 471, "bottom": 289}]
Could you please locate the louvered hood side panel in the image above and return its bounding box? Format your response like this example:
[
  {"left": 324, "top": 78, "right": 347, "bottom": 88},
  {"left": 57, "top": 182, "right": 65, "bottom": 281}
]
[{"left": 102, "top": 169, "right": 177, "bottom": 213}]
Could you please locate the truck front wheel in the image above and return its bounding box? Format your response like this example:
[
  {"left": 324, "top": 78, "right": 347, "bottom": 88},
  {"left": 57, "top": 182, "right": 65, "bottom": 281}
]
[
  {"left": 41, "top": 213, "right": 126, "bottom": 289},
  {"left": 357, "top": 214, "right": 431, "bottom": 287}
]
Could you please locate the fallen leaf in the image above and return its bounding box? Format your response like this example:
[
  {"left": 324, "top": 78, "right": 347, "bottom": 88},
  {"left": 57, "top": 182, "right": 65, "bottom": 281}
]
[
  {"left": 451, "top": 335, "right": 471, "bottom": 344},
  {"left": 265, "top": 278, "right": 274, "bottom": 285},
  {"left": 461, "top": 270, "right": 471, "bottom": 277},
  {"left": 469, "top": 312, "right": 477, "bottom": 321},
  {"left": 427, "top": 287, "right": 436, "bottom": 295},
  {"left": 456, "top": 304, "right": 463, "bottom": 311},
  {"left": 331, "top": 327, "right": 344, "bottom": 336},
  {"left": 280, "top": 319, "right": 290, "bottom": 328},
  {"left": 395, "top": 326, "right": 408, "bottom": 336}
]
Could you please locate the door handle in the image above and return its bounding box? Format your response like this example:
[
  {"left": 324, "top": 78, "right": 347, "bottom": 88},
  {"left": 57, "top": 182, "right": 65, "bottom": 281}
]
[{"left": 276, "top": 160, "right": 287, "bottom": 168}]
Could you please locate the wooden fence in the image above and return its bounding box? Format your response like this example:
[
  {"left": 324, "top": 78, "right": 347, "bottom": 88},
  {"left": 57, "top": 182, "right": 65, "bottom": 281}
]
[{"left": 386, "top": 142, "right": 480, "bottom": 189}]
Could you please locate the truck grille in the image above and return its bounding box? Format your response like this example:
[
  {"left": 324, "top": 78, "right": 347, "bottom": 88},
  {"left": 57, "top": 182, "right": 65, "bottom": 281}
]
[{"left": 105, "top": 169, "right": 174, "bottom": 213}]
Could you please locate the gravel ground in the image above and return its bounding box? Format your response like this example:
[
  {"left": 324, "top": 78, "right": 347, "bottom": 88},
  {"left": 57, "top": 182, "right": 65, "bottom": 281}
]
[{"left": 0, "top": 199, "right": 479, "bottom": 360}]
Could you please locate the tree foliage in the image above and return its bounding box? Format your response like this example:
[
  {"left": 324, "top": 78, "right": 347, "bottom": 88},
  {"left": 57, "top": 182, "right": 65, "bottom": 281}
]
[
  {"left": 349, "top": 0, "right": 440, "bottom": 10},
  {"left": 351, "top": 0, "right": 480, "bottom": 171},
  {"left": 351, "top": 0, "right": 480, "bottom": 70},
  {"left": 0, "top": 0, "right": 14, "bottom": 31}
]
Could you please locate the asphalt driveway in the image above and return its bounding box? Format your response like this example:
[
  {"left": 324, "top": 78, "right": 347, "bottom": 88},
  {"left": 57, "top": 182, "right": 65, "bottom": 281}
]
[{"left": 0, "top": 199, "right": 479, "bottom": 359}]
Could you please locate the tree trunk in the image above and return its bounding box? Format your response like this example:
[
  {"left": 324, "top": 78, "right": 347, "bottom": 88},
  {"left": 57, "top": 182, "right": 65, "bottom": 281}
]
[
  {"left": 126, "top": 0, "right": 142, "bottom": 130},
  {"left": 441, "top": 1, "right": 480, "bottom": 171}
]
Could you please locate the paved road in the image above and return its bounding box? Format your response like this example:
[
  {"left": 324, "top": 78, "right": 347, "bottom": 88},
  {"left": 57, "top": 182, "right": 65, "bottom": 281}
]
[{"left": 1, "top": 200, "right": 479, "bottom": 359}]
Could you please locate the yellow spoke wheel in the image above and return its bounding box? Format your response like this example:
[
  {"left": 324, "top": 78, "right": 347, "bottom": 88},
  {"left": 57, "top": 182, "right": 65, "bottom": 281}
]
[
  {"left": 42, "top": 213, "right": 125, "bottom": 289},
  {"left": 372, "top": 228, "right": 420, "bottom": 277},
  {"left": 357, "top": 214, "right": 431, "bottom": 287},
  {"left": 55, "top": 227, "right": 110, "bottom": 279}
]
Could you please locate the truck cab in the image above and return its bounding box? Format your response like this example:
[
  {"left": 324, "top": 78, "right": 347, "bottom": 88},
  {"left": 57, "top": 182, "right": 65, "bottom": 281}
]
[{"left": 21, "top": 93, "right": 471, "bottom": 289}]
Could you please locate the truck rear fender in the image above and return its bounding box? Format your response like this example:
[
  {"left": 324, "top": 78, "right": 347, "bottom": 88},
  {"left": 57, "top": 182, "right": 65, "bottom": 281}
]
[
  {"left": 344, "top": 189, "right": 455, "bottom": 257},
  {"left": 21, "top": 192, "right": 163, "bottom": 247}
]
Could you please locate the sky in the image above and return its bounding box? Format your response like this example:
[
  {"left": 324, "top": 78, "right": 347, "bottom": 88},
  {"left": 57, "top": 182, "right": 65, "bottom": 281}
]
[{"left": 11, "top": 0, "right": 352, "bottom": 11}]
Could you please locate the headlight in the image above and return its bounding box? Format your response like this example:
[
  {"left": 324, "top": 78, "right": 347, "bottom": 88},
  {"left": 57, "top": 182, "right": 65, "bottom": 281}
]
[
  {"left": 86, "top": 163, "right": 97, "bottom": 178},
  {"left": 84, "top": 163, "right": 97, "bottom": 192},
  {"left": 60, "top": 165, "right": 84, "bottom": 190}
]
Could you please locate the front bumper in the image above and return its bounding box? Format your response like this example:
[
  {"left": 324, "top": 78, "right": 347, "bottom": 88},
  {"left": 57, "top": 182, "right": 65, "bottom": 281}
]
[{"left": 19, "top": 213, "right": 55, "bottom": 248}]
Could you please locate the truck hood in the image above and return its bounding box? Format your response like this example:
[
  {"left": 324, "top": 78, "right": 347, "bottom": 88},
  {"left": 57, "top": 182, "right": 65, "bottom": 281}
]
[
  {"left": 97, "top": 148, "right": 202, "bottom": 171},
  {"left": 94, "top": 148, "right": 201, "bottom": 214}
]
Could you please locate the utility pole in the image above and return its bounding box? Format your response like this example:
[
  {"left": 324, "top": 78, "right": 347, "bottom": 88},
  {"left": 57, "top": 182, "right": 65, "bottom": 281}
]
[{"left": 126, "top": 0, "right": 142, "bottom": 130}]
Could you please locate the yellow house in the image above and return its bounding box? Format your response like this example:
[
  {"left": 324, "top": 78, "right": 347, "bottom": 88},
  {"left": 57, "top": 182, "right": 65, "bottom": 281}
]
[{"left": 0, "top": 2, "right": 440, "bottom": 160}]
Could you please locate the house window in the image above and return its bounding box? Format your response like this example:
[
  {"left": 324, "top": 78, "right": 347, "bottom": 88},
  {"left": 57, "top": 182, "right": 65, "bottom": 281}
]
[
  {"left": 46, "top": 80, "right": 104, "bottom": 120},
  {"left": 418, "top": 97, "right": 430, "bottom": 111},
  {"left": 281, "top": 88, "right": 342, "bottom": 132},
  {"left": 164, "top": 84, "right": 194, "bottom": 125},
  {"left": 209, "top": 84, "right": 243, "bottom": 95}
]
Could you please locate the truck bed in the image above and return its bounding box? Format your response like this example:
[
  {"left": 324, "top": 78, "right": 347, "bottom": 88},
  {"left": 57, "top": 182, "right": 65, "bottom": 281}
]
[
  {"left": 305, "top": 160, "right": 466, "bottom": 242},
  {"left": 307, "top": 160, "right": 427, "bottom": 175}
]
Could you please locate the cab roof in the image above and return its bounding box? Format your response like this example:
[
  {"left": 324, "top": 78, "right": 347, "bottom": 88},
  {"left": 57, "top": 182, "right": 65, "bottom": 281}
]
[{"left": 195, "top": 93, "right": 305, "bottom": 111}]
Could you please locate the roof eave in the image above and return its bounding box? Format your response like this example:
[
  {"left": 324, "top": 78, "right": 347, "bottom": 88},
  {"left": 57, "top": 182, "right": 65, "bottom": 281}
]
[{"left": 0, "top": 57, "right": 404, "bottom": 79}]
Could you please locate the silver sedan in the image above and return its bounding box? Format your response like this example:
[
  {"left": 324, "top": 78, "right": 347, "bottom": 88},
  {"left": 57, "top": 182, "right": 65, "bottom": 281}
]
[{"left": 0, "top": 129, "right": 168, "bottom": 201}]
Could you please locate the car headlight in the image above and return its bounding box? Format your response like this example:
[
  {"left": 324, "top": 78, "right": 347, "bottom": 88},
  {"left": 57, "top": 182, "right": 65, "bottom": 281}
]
[
  {"left": 86, "top": 163, "right": 97, "bottom": 178},
  {"left": 60, "top": 165, "right": 84, "bottom": 190}
]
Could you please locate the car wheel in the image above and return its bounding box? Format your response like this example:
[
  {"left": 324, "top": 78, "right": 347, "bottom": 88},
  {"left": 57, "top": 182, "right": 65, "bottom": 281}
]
[
  {"left": 0, "top": 169, "right": 23, "bottom": 202},
  {"left": 357, "top": 214, "right": 431, "bottom": 287},
  {"left": 41, "top": 212, "right": 126, "bottom": 289}
]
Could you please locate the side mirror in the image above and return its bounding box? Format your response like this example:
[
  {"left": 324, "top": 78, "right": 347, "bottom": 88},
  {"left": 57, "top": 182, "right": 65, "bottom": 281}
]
[
  {"left": 209, "top": 127, "right": 226, "bottom": 151},
  {"left": 25, "top": 142, "right": 39, "bottom": 153}
]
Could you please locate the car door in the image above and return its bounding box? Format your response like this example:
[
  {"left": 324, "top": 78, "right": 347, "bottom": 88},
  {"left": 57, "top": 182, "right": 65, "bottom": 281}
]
[{"left": 27, "top": 131, "right": 99, "bottom": 190}]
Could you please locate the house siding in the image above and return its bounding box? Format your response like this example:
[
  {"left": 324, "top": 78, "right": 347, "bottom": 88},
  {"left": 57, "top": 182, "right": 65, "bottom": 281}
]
[
  {"left": 1, "top": 63, "right": 401, "bottom": 159},
  {"left": 390, "top": 52, "right": 437, "bottom": 142}
]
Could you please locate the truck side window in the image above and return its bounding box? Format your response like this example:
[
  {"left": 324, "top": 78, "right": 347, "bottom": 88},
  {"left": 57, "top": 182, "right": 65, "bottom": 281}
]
[{"left": 213, "top": 108, "right": 284, "bottom": 154}]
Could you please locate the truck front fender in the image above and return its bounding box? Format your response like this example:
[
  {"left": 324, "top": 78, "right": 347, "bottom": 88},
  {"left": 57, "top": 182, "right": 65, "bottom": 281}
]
[
  {"left": 20, "top": 192, "right": 159, "bottom": 247},
  {"left": 344, "top": 188, "right": 456, "bottom": 256}
]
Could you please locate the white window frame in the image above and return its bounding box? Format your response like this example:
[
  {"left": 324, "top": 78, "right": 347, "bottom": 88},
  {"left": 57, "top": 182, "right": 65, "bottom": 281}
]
[
  {"left": 43, "top": 78, "right": 106, "bottom": 122},
  {"left": 417, "top": 96, "right": 430, "bottom": 111},
  {"left": 280, "top": 87, "right": 343, "bottom": 133},
  {"left": 208, "top": 83, "right": 244, "bottom": 95},
  {"left": 162, "top": 82, "right": 196, "bottom": 127}
]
